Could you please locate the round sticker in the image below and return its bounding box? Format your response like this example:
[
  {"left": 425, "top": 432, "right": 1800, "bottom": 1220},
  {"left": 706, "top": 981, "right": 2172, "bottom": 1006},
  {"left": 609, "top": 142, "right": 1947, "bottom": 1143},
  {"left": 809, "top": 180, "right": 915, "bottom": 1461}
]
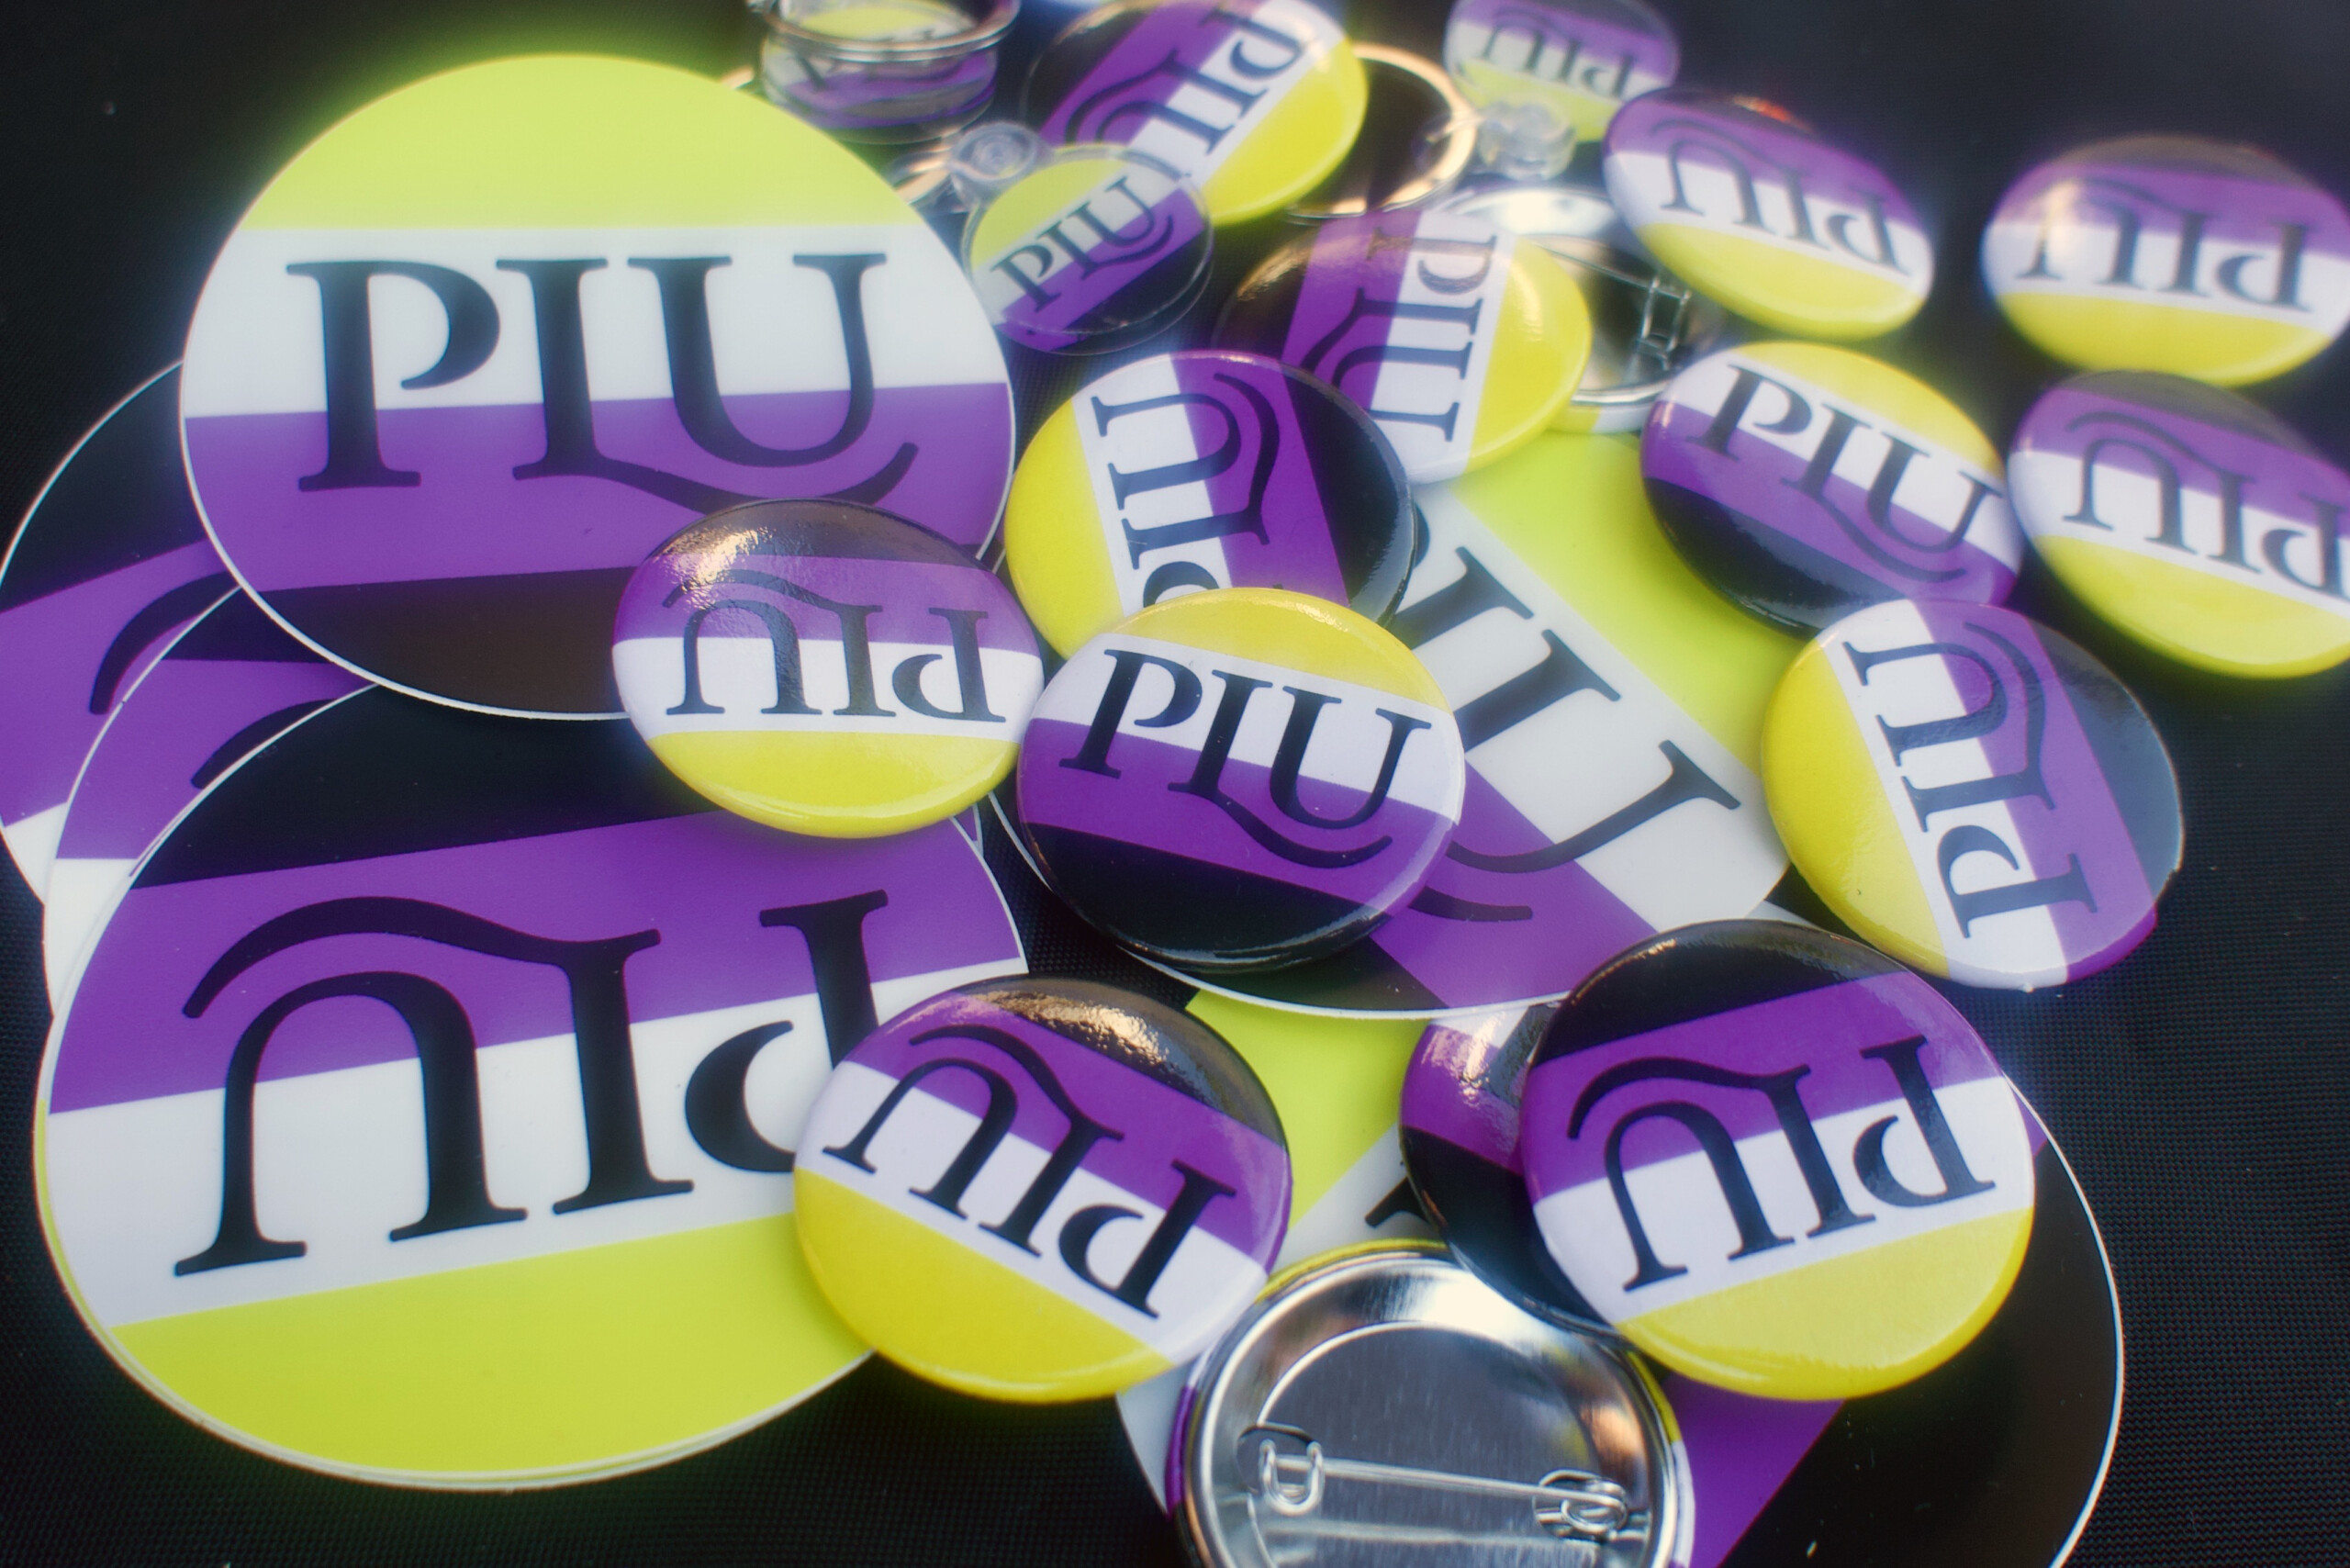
[
  {"left": 1521, "top": 920, "right": 2036, "bottom": 1400},
  {"left": 1013, "top": 588, "right": 1466, "bottom": 971},
  {"left": 35, "top": 686, "right": 1026, "bottom": 1485},
  {"left": 1025, "top": 0, "right": 1369, "bottom": 227},
  {"left": 1982, "top": 134, "right": 2350, "bottom": 386},
  {"left": 612, "top": 499, "right": 1044, "bottom": 837},
  {"left": 1602, "top": 91, "right": 1933, "bottom": 340},
  {"left": 0, "top": 368, "right": 229, "bottom": 898},
  {"left": 965, "top": 145, "right": 1212, "bottom": 353},
  {"left": 1166, "top": 433, "right": 1796, "bottom": 1016},
  {"left": 179, "top": 55, "right": 1015, "bottom": 719},
  {"left": 1763, "top": 599, "right": 2183, "bottom": 989},
  {"left": 793, "top": 978, "right": 1290, "bottom": 1401},
  {"left": 1002, "top": 350, "right": 1416, "bottom": 656},
  {"left": 1216, "top": 210, "right": 1594, "bottom": 484},
  {"left": 1441, "top": 0, "right": 1680, "bottom": 142},
  {"left": 1642, "top": 342, "right": 2026, "bottom": 632},
  {"left": 2008, "top": 370, "right": 2350, "bottom": 677},
  {"left": 44, "top": 593, "right": 364, "bottom": 1004}
]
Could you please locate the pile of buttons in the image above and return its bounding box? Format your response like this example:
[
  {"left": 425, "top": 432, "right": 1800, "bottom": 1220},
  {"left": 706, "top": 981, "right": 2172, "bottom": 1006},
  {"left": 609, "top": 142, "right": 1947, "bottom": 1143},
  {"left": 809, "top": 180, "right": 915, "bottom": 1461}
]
[{"left": 21, "top": 0, "right": 2341, "bottom": 1554}]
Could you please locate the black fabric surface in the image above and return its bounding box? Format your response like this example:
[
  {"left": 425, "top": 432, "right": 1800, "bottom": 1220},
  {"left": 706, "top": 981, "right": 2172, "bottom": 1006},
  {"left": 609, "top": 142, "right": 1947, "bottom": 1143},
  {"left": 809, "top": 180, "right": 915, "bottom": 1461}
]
[{"left": 4, "top": 0, "right": 2348, "bottom": 1562}]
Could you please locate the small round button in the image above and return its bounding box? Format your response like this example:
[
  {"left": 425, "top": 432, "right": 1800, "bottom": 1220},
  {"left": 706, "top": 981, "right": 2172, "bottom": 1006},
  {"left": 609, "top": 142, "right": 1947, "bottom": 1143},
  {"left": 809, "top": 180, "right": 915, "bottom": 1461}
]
[
  {"left": 1216, "top": 211, "right": 1594, "bottom": 484},
  {"left": 1520, "top": 919, "right": 2037, "bottom": 1400},
  {"left": 1013, "top": 587, "right": 1466, "bottom": 972},
  {"left": 1762, "top": 599, "right": 2182, "bottom": 989},
  {"left": 1602, "top": 90, "right": 1933, "bottom": 340},
  {"left": 1442, "top": 0, "right": 1680, "bottom": 143},
  {"left": 793, "top": 977, "right": 1291, "bottom": 1402},
  {"left": 1642, "top": 342, "right": 2026, "bottom": 632},
  {"left": 2009, "top": 371, "right": 2350, "bottom": 678},
  {"left": 1983, "top": 134, "right": 2350, "bottom": 386},
  {"left": 612, "top": 498, "right": 1044, "bottom": 837},
  {"left": 1002, "top": 349, "right": 1416, "bottom": 656},
  {"left": 1026, "top": 0, "right": 1368, "bottom": 227}
]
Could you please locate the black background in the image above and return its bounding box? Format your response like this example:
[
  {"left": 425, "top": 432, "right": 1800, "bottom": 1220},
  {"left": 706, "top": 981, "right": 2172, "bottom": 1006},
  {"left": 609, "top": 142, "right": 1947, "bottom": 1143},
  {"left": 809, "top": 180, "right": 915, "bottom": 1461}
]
[{"left": 4, "top": 0, "right": 2348, "bottom": 1562}]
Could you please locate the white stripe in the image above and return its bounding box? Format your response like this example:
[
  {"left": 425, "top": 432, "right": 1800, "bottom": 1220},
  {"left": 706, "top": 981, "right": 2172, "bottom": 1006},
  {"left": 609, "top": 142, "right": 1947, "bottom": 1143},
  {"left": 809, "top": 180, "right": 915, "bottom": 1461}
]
[
  {"left": 1115, "top": 0, "right": 1340, "bottom": 193},
  {"left": 1071, "top": 355, "right": 1237, "bottom": 616},
  {"left": 615, "top": 636, "right": 1043, "bottom": 740},
  {"left": 42, "top": 855, "right": 133, "bottom": 1006},
  {"left": 1532, "top": 1078, "right": 2033, "bottom": 1323},
  {"left": 1443, "top": 18, "right": 1673, "bottom": 106},
  {"left": 970, "top": 162, "right": 1184, "bottom": 321},
  {"left": 1606, "top": 147, "right": 1934, "bottom": 291},
  {"left": 0, "top": 799, "right": 66, "bottom": 902},
  {"left": 1366, "top": 217, "right": 1517, "bottom": 484},
  {"left": 1984, "top": 216, "right": 2350, "bottom": 331}
]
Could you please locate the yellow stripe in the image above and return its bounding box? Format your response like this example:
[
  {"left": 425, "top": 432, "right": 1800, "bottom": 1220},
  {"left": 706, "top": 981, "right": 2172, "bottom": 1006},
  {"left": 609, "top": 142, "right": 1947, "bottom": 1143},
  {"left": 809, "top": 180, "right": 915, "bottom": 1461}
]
[
  {"left": 1637, "top": 221, "right": 1924, "bottom": 341},
  {"left": 1196, "top": 39, "right": 1368, "bottom": 224},
  {"left": 2033, "top": 535, "right": 2350, "bottom": 677},
  {"left": 106, "top": 1215, "right": 866, "bottom": 1483},
  {"left": 1004, "top": 402, "right": 1130, "bottom": 655},
  {"left": 1997, "top": 291, "right": 2333, "bottom": 387},
  {"left": 1467, "top": 244, "right": 1592, "bottom": 465},
  {"left": 795, "top": 1171, "right": 1169, "bottom": 1400},
  {"left": 1126, "top": 588, "right": 1449, "bottom": 708},
  {"left": 1618, "top": 1206, "right": 2032, "bottom": 1400},
  {"left": 968, "top": 158, "right": 1128, "bottom": 271},
  {"left": 1450, "top": 433, "right": 1799, "bottom": 767},
  {"left": 648, "top": 731, "right": 1018, "bottom": 836},
  {"left": 244, "top": 57, "right": 917, "bottom": 230},
  {"left": 1734, "top": 342, "right": 2001, "bottom": 472},
  {"left": 1762, "top": 640, "right": 1946, "bottom": 974}
]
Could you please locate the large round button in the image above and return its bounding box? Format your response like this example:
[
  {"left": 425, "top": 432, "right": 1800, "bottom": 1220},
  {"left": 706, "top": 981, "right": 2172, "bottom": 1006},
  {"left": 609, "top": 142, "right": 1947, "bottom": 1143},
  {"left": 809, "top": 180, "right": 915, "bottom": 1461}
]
[
  {"left": 1602, "top": 91, "right": 1933, "bottom": 340},
  {"left": 1442, "top": 0, "right": 1680, "bottom": 143},
  {"left": 1013, "top": 588, "right": 1466, "bottom": 971},
  {"left": 1216, "top": 211, "right": 1594, "bottom": 484},
  {"left": 1003, "top": 350, "right": 1415, "bottom": 656},
  {"left": 1642, "top": 342, "right": 2025, "bottom": 632},
  {"left": 2009, "top": 370, "right": 2350, "bottom": 678},
  {"left": 1520, "top": 919, "right": 2036, "bottom": 1399},
  {"left": 1982, "top": 134, "right": 2350, "bottom": 386},
  {"left": 793, "top": 978, "right": 1291, "bottom": 1401},
  {"left": 1762, "top": 599, "right": 2182, "bottom": 989},
  {"left": 612, "top": 498, "right": 1043, "bottom": 837}
]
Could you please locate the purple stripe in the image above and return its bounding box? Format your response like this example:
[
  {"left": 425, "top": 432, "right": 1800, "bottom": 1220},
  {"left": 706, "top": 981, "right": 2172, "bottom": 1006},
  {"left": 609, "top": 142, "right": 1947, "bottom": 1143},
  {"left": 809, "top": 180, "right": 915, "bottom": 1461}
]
[
  {"left": 50, "top": 814, "right": 1018, "bottom": 1114},
  {"left": 1017, "top": 716, "right": 1456, "bottom": 907},
  {"left": 1519, "top": 974, "right": 2006, "bottom": 1203},
  {"left": 1669, "top": 1375, "right": 1842, "bottom": 1568},
  {"left": 1606, "top": 94, "right": 1920, "bottom": 230},
  {"left": 2018, "top": 384, "right": 2349, "bottom": 510},
  {"left": 769, "top": 50, "right": 995, "bottom": 129},
  {"left": 1038, "top": 0, "right": 1290, "bottom": 147},
  {"left": 1279, "top": 214, "right": 1422, "bottom": 409},
  {"left": 1168, "top": 355, "right": 1348, "bottom": 601},
  {"left": 1399, "top": 1018, "right": 1527, "bottom": 1169},
  {"left": 182, "top": 383, "right": 1013, "bottom": 588},
  {"left": 833, "top": 993, "right": 1289, "bottom": 1260},
  {"left": 1449, "top": 0, "right": 1677, "bottom": 83},
  {"left": 1997, "top": 158, "right": 2350, "bottom": 256},
  {"left": 617, "top": 553, "right": 1036, "bottom": 655},
  {"left": 995, "top": 188, "right": 1207, "bottom": 347},
  {"left": 0, "top": 542, "right": 224, "bottom": 828}
]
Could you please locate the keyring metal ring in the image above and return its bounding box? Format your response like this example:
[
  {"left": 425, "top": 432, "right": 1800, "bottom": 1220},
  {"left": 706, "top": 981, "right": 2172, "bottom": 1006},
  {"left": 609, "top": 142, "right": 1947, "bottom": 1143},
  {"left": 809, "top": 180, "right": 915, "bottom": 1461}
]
[{"left": 1284, "top": 45, "right": 1479, "bottom": 222}]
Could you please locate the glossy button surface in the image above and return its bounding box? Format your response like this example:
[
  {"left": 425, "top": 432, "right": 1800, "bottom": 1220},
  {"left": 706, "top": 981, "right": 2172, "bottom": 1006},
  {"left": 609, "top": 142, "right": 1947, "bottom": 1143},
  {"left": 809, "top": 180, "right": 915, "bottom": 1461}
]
[
  {"left": 1603, "top": 91, "right": 1932, "bottom": 340},
  {"left": 1027, "top": 0, "right": 1368, "bottom": 226},
  {"left": 1642, "top": 342, "right": 2025, "bottom": 632},
  {"left": 1013, "top": 588, "right": 1466, "bottom": 972},
  {"left": 1982, "top": 134, "right": 2350, "bottom": 386},
  {"left": 1763, "top": 599, "right": 2182, "bottom": 989},
  {"left": 1443, "top": 0, "right": 1679, "bottom": 142},
  {"left": 1217, "top": 210, "right": 1594, "bottom": 483},
  {"left": 2009, "top": 371, "right": 2350, "bottom": 677},
  {"left": 1003, "top": 350, "right": 1415, "bottom": 656},
  {"left": 794, "top": 978, "right": 1290, "bottom": 1401},
  {"left": 612, "top": 499, "right": 1043, "bottom": 837},
  {"left": 1521, "top": 920, "right": 2036, "bottom": 1400}
]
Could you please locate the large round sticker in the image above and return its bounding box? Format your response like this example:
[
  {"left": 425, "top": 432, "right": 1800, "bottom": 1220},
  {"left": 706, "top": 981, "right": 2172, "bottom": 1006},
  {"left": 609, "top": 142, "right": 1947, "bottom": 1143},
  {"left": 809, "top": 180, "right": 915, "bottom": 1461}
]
[
  {"left": 2008, "top": 370, "right": 2350, "bottom": 678},
  {"left": 1642, "top": 342, "right": 2025, "bottom": 632},
  {"left": 1002, "top": 350, "right": 1416, "bottom": 656},
  {"left": 1602, "top": 91, "right": 1933, "bottom": 341},
  {"left": 1442, "top": 0, "right": 1679, "bottom": 143},
  {"left": 1982, "top": 134, "right": 2350, "bottom": 387},
  {"left": 1763, "top": 599, "right": 2183, "bottom": 989},
  {"left": 0, "top": 368, "right": 229, "bottom": 897},
  {"left": 179, "top": 56, "right": 1014, "bottom": 719},
  {"left": 35, "top": 687, "right": 1025, "bottom": 1486}
]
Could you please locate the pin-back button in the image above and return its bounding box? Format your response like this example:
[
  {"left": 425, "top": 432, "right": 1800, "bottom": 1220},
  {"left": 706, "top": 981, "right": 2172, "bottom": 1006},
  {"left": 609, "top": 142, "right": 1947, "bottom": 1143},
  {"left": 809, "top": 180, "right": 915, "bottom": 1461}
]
[
  {"left": 1641, "top": 342, "right": 2026, "bottom": 632},
  {"left": 1602, "top": 91, "right": 1933, "bottom": 341},
  {"left": 748, "top": 0, "right": 1017, "bottom": 144},
  {"left": 793, "top": 977, "right": 1291, "bottom": 1401},
  {"left": 1178, "top": 1242, "right": 1685, "bottom": 1568},
  {"left": 1025, "top": 0, "right": 1369, "bottom": 227},
  {"left": 1283, "top": 45, "right": 1479, "bottom": 223},
  {"left": 1983, "top": 134, "right": 2350, "bottom": 386},
  {"left": 2009, "top": 370, "right": 2350, "bottom": 677},
  {"left": 1520, "top": 919, "right": 2036, "bottom": 1400},
  {"left": 1215, "top": 211, "right": 1595, "bottom": 484},
  {"left": 1012, "top": 588, "right": 1467, "bottom": 971},
  {"left": 1442, "top": 0, "right": 1679, "bottom": 144},
  {"left": 612, "top": 498, "right": 1043, "bottom": 837},
  {"left": 1762, "top": 599, "right": 2182, "bottom": 989},
  {"left": 1002, "top": 350, "right": 1416, "bottom": 656}
]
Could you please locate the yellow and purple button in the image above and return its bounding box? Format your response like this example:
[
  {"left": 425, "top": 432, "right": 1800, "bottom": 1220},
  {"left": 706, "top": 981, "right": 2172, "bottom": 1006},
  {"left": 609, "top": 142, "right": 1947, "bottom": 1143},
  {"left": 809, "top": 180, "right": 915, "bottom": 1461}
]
[
  {"left": 2009, "top": 371, "right": 2350, "bottom": 678},
  {"left": 1763, "top": 599, "right": 2182, "bottom": 990},
  {"left": 793, "top": 977, "right": 1291, "bottom": 1402},
  {"left": 1982, "top": 134, "right": 2350, "bottom": 387},
  {"left": 1441, "top": 0, "right": 1679, "bottom": 143}
]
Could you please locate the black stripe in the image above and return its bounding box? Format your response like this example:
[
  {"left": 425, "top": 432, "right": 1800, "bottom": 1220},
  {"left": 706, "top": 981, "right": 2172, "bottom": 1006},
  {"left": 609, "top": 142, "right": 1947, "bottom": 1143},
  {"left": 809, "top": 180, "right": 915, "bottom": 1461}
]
[
  {"left": 0, "top": 371, "right": 209, "bottom": 612},
  {"left": 1402, "top": 1124, "right": 1603, "bottom": 1327},
  {"left": 1644, "top": 476, "right": 1903, "bottom": 633},
  {"left": 2065, "top": 370, "right": 2312, "bottom": 452},
  {"left": 187, "top": 700, "right": 337, "bottom": 792},
  {"left": 1214, "top": 231, "right": 1311, "bottom": 364},
  {"left": 1283, "top": 364, "right": 1416, "bottom": 620},
  {"left": 2035, "top": 620, "right": 2184, "bottom": 900},
  {"left": 1018, "top": 2, "right": 1147, "bottom": 124},
  {"left": 164, "top": 590, "right": 323, "bottom": 664},
  {"left": 1204, "top": 923, "right": 1446, "bottom": 1013},
  {"left": 88, "top": 574, "right": 233, "bottom": 712}
]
